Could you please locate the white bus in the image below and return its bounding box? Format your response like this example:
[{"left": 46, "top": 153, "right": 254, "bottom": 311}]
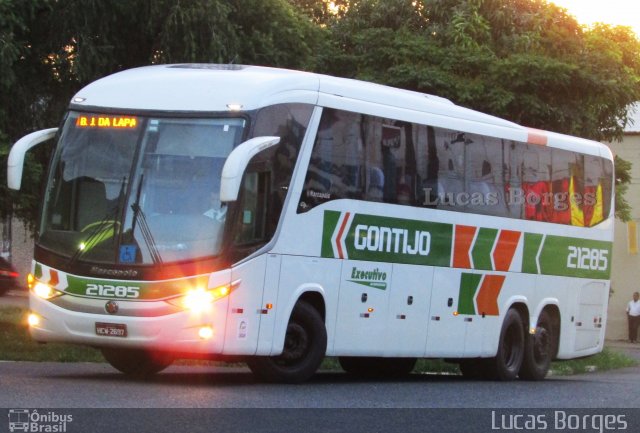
[{"left": 8, "top": 65, "right": 613, "bottom": 383}]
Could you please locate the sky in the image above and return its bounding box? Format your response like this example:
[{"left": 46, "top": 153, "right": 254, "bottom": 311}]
[{"left": 550, "top": 0, "right": 640, "bottom": 36}]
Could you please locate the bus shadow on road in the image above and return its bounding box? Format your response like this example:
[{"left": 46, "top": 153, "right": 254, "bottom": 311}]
[{"left": 47, "top": 367, "right": 529, "bottom": 388}]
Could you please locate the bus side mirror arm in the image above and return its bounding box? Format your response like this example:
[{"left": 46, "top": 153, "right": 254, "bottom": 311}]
[
  {"left": 7, "top": 128, "right": 58, "bottom": 190},
  {"left": 220, "top": 136, "right": 280, "bottom": 202}
]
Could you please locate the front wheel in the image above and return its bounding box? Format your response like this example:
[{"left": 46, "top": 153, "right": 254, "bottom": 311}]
[
  {"left": 101, "top": 348, "right": 173, "bottom": 378},
  {"left": 484, "top": 308, "right": 525, "bottom": 381},
  {"left": 519, "top": 310, "right": 556, "bottom": 380},
  {"left": 247, "top": 300, "right": 326, "bottom": 383}
]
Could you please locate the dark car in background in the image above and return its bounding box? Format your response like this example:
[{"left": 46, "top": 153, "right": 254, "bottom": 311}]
[{"left": 0, "top": 257, "right": 20, "bottom": 296}]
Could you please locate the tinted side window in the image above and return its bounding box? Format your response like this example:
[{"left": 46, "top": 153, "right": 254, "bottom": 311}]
[
  {"left": 299, "top": 109, "right": 365, "bottom": 212},
  {"left": 232, "top": 104, "right": 312, "bottom": 252},
  {"left": 298, "top": 107, "right": 611, "bottom": 226}
]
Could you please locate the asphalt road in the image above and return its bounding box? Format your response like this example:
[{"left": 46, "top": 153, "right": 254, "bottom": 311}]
[
  {"left": 1, "top": 360, "right": 639, "bottom": 408},
  {"left": 1, "top": 362, "right": 639, "bottom": 433},
  {"left": 2, "top": 292, "right": 639, "bottom": 432}
]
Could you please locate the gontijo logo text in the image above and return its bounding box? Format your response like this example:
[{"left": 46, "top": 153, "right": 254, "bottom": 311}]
[
  {"left": 321, "top": 210, "right": 612, "bottom": 279},
  {"left": 322, "top": 211, "right": 452, "bottom": 267}
]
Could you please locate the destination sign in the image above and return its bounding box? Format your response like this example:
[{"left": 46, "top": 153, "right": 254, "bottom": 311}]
[{"left": 75, "top": 115, "right": 138, "bottom": 129}]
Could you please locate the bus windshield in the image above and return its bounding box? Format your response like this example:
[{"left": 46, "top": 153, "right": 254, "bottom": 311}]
[{"left": 39, "top": 112, "right": 246, "bottom": 265}]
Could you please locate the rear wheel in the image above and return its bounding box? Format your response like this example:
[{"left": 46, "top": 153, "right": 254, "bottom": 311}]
[
  {"left": 484, "top": 308, "right": 525, "bottom": 381},
  {"left": 339, "top": 357, "right": 417, "bottom": 378},
  {"left": 101, "top": 348, "right": 173, "bottom": 378},
  {"left": 519, "top": 310, "right": 556, "bottom": 380},
  {"left": 247, "top": 300, "right": 326, "bottom": 383}
]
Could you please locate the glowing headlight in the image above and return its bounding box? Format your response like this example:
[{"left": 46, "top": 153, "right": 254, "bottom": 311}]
[
  {"left": 198, "top": 326, "right": 214, "bottom": 340},
  {"left": 28, "top": 313, "right": 40, "bottom": 327},
  {"left": 33, "top": 282, "right": 64, "bottom": 300},
  {"left": 167, "top": 285, "right": 231, "bottom": 312}
]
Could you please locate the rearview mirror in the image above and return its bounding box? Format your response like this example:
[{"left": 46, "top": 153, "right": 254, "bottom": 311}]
[
  {"left": 7, "top": 128, "right": 58, "bottom": 190},
  {"left": 220, "top": 136, "right": 280, "bottom": 202}
]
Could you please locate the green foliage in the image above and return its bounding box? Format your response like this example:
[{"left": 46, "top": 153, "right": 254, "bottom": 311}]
[{"left": 614, "top": 155, "right": 633, "bottom": 221}]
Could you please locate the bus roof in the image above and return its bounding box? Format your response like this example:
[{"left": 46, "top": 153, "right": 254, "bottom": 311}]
[{"left": 70, "top": 64, "right": 611, "bottom": 160}]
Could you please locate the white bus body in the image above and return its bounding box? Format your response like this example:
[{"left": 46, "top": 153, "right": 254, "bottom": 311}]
[{"left": 8, "top": 65, "right": 613, "bottom": 382}]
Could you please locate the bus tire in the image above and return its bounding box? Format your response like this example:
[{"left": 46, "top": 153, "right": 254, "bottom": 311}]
[
  {"left": 485, "top": 308, "right": 525, "bottom": 381},
  {"left": 101, "top": 348, "right": 173, "bottom": 378},
  {"left": 247, "top": 300, "right": 326, "bottom": 384},
  {"left": 339, "top": 357, "right": 416, "bottom": 378},
  {"left": 519, "top": 310, "right": 555, "bottom": 380}
]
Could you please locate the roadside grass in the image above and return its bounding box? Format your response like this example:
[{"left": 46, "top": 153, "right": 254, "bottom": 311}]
[
  {"left": 2, "top": 306, "right": 637, "bottom": 376},
  {"left": 0, "top": 306, "right": 103, "bottom": 362},
  {"left": 549, "top": 349, "right": 637, "bottom": 375}
]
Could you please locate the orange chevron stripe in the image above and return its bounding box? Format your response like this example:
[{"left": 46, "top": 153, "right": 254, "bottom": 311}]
[
  {"left": 492, "top": 230, "right": 521, "bottom": 271},
  {"left": 453, "top": 225, "right": 477, "bottom": 269},
  {"left": 49, "top": 269, "right": 59, "bottom": 287},
  {"left": 335, "top": 212, "right": 351, "bottom": 259},
  {"left": 475, "top": 274, "right": 505, "bottom": 316}
]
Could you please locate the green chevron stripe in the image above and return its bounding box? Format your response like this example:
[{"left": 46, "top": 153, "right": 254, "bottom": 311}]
[
  {"left": 471, "top": 228, "right": 498, "bottom": 270},
  {"left": 458, "top": 273, "right": 482, "bottom": 315},
  {"left": 34, "top": 263, "right": 43, "bottom": 279},
  {"left": 522, "top": 233, "right": 544, "bottom": 274}
]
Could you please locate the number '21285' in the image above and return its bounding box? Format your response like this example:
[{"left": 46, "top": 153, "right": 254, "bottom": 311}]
[{"left": 566, "top": 246, "right": 608, "bottom": 271}]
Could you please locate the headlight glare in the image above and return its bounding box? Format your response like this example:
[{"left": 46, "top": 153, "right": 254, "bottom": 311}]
[
  {"left": 33, "top": 282, "right": 64, "bottom": 300},
  {"left": 167, "top": 285, "right": 231, "bottom": 312}
]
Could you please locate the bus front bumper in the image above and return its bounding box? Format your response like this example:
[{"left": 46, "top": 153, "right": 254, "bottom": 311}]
[{"left": 27, "top": 293, "right": 228, "bottom": 355}]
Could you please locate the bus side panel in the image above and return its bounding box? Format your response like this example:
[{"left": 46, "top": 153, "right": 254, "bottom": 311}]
[
  {"left": 384, "top": 263, "right": 433, "bottom": 357},
  {"left": 333, "top": 260, "right": 392, "bottom": 356},
  {"left": 223, "top": 255, "right": 268, "bottom": 355},
  {"left": 555, "top": 279, "right": 608, "bottom": 358},
  {"left": 574, "top": 281, "right": 608, "bottom": 352},
  {"left": 272, "top": 255, "right": 341, "bottom": 356},
  {"left": 424, "top": 267, "right": 466, "bottom": 357},
  {"left": 553, "top": 277, "right": 592, "bottom": 359},
  {"left": 255, "top": 254, "right": 282, "bottom": 355}
]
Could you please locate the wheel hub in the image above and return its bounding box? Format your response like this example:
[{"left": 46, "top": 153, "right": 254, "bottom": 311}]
[{"left": 280, "top": 322, "right": 309, "bottom": 361}]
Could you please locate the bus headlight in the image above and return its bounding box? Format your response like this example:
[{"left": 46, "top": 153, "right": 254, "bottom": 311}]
[
  {"left": 167, "top": 285, "right": 230, "bottom": 313},
  {"left": 33, "top": 282, "right": 64, "bottom": 300},
  {"left": 27, "top": 313, "right": 40, "bottom": 327}
]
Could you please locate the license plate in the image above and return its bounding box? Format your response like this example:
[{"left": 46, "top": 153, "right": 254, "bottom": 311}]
[{"left": 95, "top": 322, "right": 127, "bottom": 338}]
